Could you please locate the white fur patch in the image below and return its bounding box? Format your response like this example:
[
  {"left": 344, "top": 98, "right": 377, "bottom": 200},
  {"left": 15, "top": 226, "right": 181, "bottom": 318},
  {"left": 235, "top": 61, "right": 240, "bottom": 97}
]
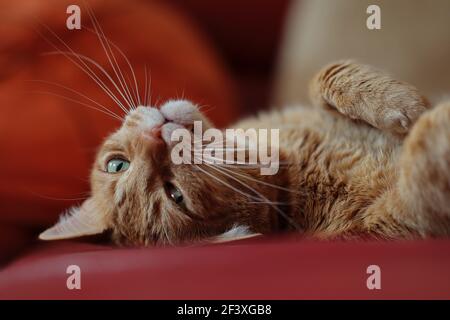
[
  {"left": 160, "top": 99, "right": 198, "bottom": 125},
  {"left": 141, "top": 107, "right": 165, "bottom": 128},
  {"left": 212, "top": 225, "right": 260, "bottom": 243},
  {"left": 128, "top": 106, "right": 165, "bottom": 131}
]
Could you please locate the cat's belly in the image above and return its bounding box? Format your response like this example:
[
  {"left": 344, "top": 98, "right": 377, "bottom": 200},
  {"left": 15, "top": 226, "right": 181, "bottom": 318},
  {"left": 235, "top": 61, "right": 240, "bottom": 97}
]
[
  {"left": 235, "top": 105, "right": 403, "bottom": 237},
  {"left": 276, "top": 106, "right": 402, "bottom": 237}
]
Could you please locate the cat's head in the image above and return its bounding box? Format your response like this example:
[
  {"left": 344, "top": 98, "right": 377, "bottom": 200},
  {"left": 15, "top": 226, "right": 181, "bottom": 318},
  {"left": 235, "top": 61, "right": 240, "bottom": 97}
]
[{"left": 39, "top": 100, "right": 277, "bottom": 245}]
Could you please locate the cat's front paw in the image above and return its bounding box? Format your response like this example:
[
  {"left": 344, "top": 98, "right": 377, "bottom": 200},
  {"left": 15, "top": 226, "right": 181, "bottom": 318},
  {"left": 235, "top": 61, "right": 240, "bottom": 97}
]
[
  {"left": 160, "top": 99, "right": 211, "bottom": 128},
  {"left": 310, "top": 60, "right": 430, "bottom": 136},
  {"left": 159, "top": 99, "right": 213, "bottom": 145}
]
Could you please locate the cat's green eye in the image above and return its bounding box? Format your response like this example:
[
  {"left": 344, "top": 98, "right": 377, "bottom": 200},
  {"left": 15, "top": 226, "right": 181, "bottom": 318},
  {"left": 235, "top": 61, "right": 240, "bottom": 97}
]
[
  {"left": 106, "top": 158, "right": 130, "bottom": 173},
  {"left": 165, "top": 182, "right": 184, "bottom": 205}
]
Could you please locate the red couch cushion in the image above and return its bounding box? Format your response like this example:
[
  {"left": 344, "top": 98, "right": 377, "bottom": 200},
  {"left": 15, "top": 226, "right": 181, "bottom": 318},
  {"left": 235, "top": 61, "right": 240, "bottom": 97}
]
[{"left": 1, "top": 237, "right": 449, "bottom": 299}]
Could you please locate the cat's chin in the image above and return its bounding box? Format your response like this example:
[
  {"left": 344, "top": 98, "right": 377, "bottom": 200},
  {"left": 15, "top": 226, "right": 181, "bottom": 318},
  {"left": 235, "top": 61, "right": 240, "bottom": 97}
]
[{"left": 208, "top": 224, "right": 262, "bottom": 243}]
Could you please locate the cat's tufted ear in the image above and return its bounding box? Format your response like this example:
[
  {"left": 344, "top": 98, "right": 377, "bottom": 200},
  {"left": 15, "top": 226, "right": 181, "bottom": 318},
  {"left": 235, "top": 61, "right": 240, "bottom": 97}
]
[{"left": 39, "top": 198, "right": 107, "bottom": 240}]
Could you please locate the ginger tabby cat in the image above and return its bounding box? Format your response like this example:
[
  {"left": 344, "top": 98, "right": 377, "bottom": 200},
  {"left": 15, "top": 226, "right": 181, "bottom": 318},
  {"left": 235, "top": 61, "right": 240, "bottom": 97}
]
[{"left": 40, "top": 61, "right": 450, "bottom": 245}]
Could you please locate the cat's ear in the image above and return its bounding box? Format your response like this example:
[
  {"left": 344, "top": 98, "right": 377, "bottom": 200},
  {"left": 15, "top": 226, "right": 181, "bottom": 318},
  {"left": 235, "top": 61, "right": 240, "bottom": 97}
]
[
  {"left": 208, "top": 225, "right": 261, "bottom": 243},
  {"left": 39, "top": 198, "right": 107, "bottom": 240}
]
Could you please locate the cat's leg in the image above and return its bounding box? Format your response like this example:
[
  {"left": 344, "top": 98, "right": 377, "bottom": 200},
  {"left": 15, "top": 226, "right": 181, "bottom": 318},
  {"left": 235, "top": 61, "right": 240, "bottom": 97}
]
[
  {"left": 394, "top": 101, "right": 450, "bottom": 236},
  {"left": 362, "top": 101, "right": 450, "bottom": 238},
  {"left": 309, "top": 60, "right": 430, "bottom": 136}
]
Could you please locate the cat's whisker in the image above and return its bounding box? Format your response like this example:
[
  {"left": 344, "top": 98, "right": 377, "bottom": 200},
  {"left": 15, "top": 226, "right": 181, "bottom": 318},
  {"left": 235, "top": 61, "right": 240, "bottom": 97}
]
[
  {"left": 31, "top": 90, "right": 122, "bottom": 122},
  {"left": 143, "top": 66, "right": 149, "bottom": 106},
  {"left": 36, "top": 25, "right": 131, "bottom": 116},
  {"left": 198, "top": 159, "right": 301, "bottom": 230},
  {"left": 85, "top": 8, "right": 138, "bottom": 110},
  {"left": 29, "top": 80, "right": 123, "bottom": 120},
  {"left": 89, "top": 32, "right": 137, "bottom": 110},
  {"left": 197, "top": 148, "right": 250, "bottom": 152},
  {"left": 175, "top": 88, "right": 186, "bottom": 101},
  {"left": 43, "top": 51, "right": 131, "bottom": 115},
  {"left": 190, "top": 163, "right": 273, "bottom": 169},
  {"left": 247, "top": 201, "right": 289, "bottom": 205},
  {"left": 204, "top": 169, "right": 297, "bottom": 228},
  {"left": 34, "top": 195, "right": 89, "bottom": 201},
  {"left": 197, "top": 104, "right": 215, "bottom": 114},
  {"left": 189, "top": 147, "right": 292, "bottom": 168},
  {"left": 202, "top": 156, "right": 257, "bottom": 166},
  {"left": 189, "top": 152, "right": 291, "bottom": 168},
  {"left": 196, "top": 154, "right": 260, "bottom": 166},
  {"left": 161, "top": 219, "right": 174, "bottom": 246},
  {"left": 198, "top": 141, "right": 259, "bottom": 152},
  {"left": 199, "top": 146, "right": 251, "bottom": 151},
  {"left": 200, "top": 158, "right": 292, "bottom": 203},
  {"left": 154, "top": 96, "right": 163, "bottom": 108},
  {"left": 24, "top": 186, "right": 91, "bottom": 202},
  {"left": 194, "top": 164, "right": 263, "bottom": 202},
  {"left": 201, "top": 156, "right": 299, "bottom": 194},
  {"left": 199, "top": 159, "right": 285, "bottom": 206},
  {"left": 123, "top": 56, "right": 141, "bottom": 107},
  {"left": 146, "top": 67, "right": 153, "bottom": 106},
  {"left": 87, "top": 9, "right": 142, "bottom": 109},
  {"left": 199, "top": 165, "right": 288, "bottom": 207},
  {"left": 123, "top": 72, "right": 140, "bottom": 109}
]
